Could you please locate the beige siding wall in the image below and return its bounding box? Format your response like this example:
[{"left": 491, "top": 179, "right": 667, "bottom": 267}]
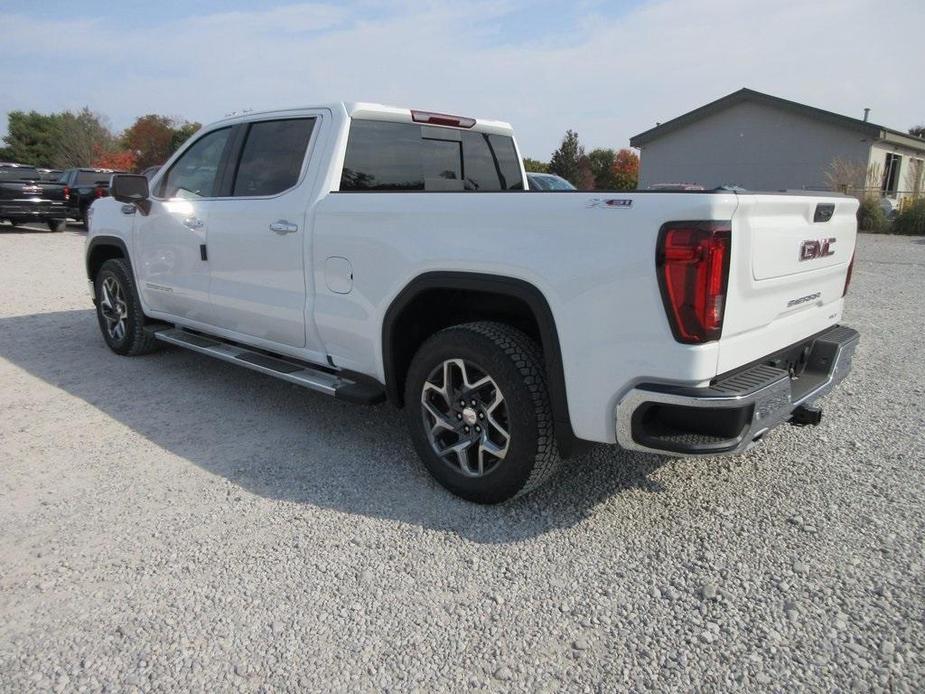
[
  {"left": 637, "top": 101, "right": 872, "bottom": 191},
  {"left": 868, "top": 142, "right": 925, "bottom": 199}
]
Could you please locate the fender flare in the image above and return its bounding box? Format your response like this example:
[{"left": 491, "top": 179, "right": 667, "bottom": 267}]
[
  {"left": 382, "top": 271, "right": 583, "bottom": 456},
  {"left": 85, "top": 235, "right": 131, "bottom": 280}
]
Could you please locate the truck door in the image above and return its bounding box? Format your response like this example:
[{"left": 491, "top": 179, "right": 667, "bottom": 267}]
[
  {"left": 205, "top": 115, "right": 319, "bottom": 350},
  {"left": 135, "top": 127, "right": 234, "bottom": 322}
]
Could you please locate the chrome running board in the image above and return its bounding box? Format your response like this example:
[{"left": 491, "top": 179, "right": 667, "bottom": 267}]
[{"left": 152, "top": 327, "right": 384, "bottom": 404}]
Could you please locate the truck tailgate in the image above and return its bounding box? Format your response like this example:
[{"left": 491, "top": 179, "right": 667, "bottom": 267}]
[
  {"left": 718, "top": 194, "right": 858, "bottom": 373},
  {"left": 0, "top": 181, "right": 69, "bottom": 202}
]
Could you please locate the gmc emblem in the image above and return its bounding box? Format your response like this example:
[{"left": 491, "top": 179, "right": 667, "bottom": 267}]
[{"left": 799, "top": 237, "right": 836, "bottom": 261}]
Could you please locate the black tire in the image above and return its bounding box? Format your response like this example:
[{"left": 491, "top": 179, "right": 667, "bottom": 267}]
[
  {"left": 47, "top": 219, "right": 67, "bottom": 233},
  {"left": 94, "top": 258, "right": 160, "bottom": 356},
  {"left": 404, "top": 321, "right": 560, "bottom": 503}
]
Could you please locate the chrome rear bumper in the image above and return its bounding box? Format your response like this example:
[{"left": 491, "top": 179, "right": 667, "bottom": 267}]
[{"left": 615, "top": 325, "right": 859, "bottom": 456}]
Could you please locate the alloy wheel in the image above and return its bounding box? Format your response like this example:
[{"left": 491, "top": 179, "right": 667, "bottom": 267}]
[
  {"left": 99, "top": 276, "right": 128, "bottom": 342},
  {"left": 420, "top": 358, "right": 510, "bottom": 477}
]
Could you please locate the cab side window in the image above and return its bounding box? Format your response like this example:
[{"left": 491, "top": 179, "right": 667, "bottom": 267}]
[
  {"left": 231, "top": 118, "right": 316, "bottom": 197},
  {"left": 159, "top": 127, "right": 232, "bottom": 199},
  {"left": 340, "top": 120, "right": 524, "bottom": 192}
]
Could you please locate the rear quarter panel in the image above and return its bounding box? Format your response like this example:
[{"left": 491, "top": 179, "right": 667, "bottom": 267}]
[{"left": 312, "top": 191, "right": 740, "bottom": 442}]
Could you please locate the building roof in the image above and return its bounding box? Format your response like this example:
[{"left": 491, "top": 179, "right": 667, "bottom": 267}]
[{"left": 629, "top": 88, "right": 925, "bottom": 152}]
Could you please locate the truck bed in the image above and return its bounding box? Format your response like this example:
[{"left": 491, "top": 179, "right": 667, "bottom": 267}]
[{"left": 312, "top": 188, "right": 857, "bottom": 442}]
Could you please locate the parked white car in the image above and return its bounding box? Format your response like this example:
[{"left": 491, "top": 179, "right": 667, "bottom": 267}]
[
  {"left": 86, "top": 102, "right": 859, "bottom": 503},
  {"left": 526, "top": 172, "right": 575, "bottom": 191}
]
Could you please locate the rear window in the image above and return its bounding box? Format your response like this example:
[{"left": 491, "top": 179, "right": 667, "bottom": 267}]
[
  {"left": 232, "top": 118, "right": 315, "bottom": 197},
  {"left": 0, "top": 167, "right": 39, "bottom": 181},
  {"left": 340, "top": 119, "right": 523, "bottom": 192},
  {"left": 76, "top": 170, "right": 112, "bottom": 186}
]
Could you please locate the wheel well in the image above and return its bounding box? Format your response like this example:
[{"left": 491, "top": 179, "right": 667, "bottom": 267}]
[
  {"left": 86, "top": 242, "right": 126, "bottom": 282},
  {"left": 382, "top": 272, "right": 583, "bottom": 456},
  {"left": 387, "top": 287, "right": 542, "bottom": 405}
]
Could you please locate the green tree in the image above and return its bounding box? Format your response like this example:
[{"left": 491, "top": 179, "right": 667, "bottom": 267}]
[
  {"left": 1, "top": 108, "right": 115, "bottom": 167},
  {"left": 2, "top": 111, "right": 63, "bottom": 166},
  {"left": 522, "top": 157, "right": 548, "bottom": 173},
  {"left": 548, "top": 130, "right": 584, "bottom": 186},
  {"left": 55, "top": 108, "right": 116, "bottom": 168},
  {"left": 170, "top": 121, "right": 201, "bottom": 153},
  {"left": 587, "top": 148, "right": 619, "bottom": 190}
]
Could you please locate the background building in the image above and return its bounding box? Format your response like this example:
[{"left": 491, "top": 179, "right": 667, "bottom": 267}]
[{"left": 630, "top": 88, "right": 925, "bottom": 201}]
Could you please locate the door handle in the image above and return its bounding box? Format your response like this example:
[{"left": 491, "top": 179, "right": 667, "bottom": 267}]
[
  {"left": 269, "top": 220, "right": 299, "bottom": 234},
  {"left": 183, "top": 217, "right": 204, "bottom": 230}
]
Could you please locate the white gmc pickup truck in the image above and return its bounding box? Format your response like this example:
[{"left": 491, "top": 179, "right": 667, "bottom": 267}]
[{"left": 86, "top": 103, "right": 859, "bottom": 503}]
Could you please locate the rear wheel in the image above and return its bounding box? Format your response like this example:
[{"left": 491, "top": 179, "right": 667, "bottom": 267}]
[
  {"left": 47, "top": 219, "right": 67, "bottom": 233},
  {"left": 94, "top": 258, "right": 160, "bottom": 356},
  {"left": 404, "top": 321, "right": 560, "bottom": 503}
]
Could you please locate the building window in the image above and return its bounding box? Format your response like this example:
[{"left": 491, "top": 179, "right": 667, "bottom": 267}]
[{"left": 882, "top": 152, "right": 902, "bottom": 196}]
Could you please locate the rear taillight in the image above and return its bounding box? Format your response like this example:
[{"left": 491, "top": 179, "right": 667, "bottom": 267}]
[
  {"left": 63, "top": 186, "right": 70, "bottom": 200},
  {"left": 656, "top": 222, "right": 731, "bottom": 344},
  {"left": 843, "top": 251, "right": 855, "bottom": 296},
  {"left": 95, "top": 186, "right": 107, "bottom": 198}
]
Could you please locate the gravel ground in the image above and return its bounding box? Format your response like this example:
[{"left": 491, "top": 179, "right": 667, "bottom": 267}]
[{"left": 0, "top": 224, "right": 923, "bottom": 692}]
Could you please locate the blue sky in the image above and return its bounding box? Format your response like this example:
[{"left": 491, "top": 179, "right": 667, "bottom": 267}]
[
  {"left": 1, "top": 0, "right": 922, "bottom": 158},
  {"left": 4, "top": 0, "right": 639, "bottom": 41}
]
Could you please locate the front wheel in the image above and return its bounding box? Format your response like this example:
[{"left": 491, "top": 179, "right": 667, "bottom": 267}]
[
  {"left": 404, "top": 321, "right": 560, "bottom": 503},
  {"left": 94, "top": 258, "right": 160, "bottom": 356}
]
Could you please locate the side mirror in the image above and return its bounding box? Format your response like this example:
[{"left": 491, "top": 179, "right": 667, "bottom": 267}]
[{"left": 110, "top": 174, "right": 151, "bottom": 214}]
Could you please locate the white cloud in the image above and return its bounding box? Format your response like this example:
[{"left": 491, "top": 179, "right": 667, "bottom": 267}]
[{"left": 0, "top": 0, "right": 922, "bottom": 158}]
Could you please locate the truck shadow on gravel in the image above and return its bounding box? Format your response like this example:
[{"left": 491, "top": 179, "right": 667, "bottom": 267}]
[{"left": 0, "top": 309, "right": 667, "bottom": 544}]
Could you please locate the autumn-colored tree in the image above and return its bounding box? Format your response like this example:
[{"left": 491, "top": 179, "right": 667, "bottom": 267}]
[
  {"left": 121, "top": 115, "right": 176, "bottom": 170},
  {"left": 611, "top": 148, "right": 639, "bottom": 190},
  {"left": 121, "top": 115, "right": 202, "bottom": 169},
  {"left": 576, "top": 155, "right": 596, "bottom": 191},
  {"left": 121, "top": 115, "right": 202, "bottom": 170},
  {"left": 93, "top": 147, "right": 137, "bottom": 171}
]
